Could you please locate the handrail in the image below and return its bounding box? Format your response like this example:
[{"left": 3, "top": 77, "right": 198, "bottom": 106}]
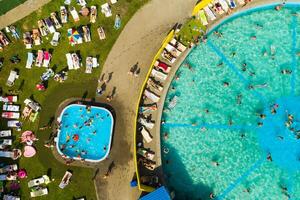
[{"left": 133, "top": 29, "right": 175, "bottom": 192}]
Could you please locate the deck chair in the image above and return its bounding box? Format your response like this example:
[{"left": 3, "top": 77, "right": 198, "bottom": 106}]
[
  {"left": 28, "top": 177, "right": 45, "bottom": 188},
  {"left": 198, "top": 10, "right": 208, "bottom": 26},
  {"left": 165, "top": 44, "right": 181, "bottom": 57},
  {"left": 144, "top": 89, "right": 160, "bottom": 103},
  {"left": 6, "top": 70, "right": 19, "bottom": 87},
  {"left": 0, "top": 130, "right": 12, "bottom": 137},
  {"left": 3, "top": 195, "right": 20, "bottom": 200},
  {"left": 101, "top": 3, "right": 112, "bottom": 17},
  {"left": 90, "top": 6, "right": 97, "bottom": 23},
  {"left": 42, "top": 51, "right": 51, "bottom": 67},
  {"left": 204, "top": 6, "right": 217, "bottom": 21},
  {"left": 0, "top": 149, "right": 21, "bottom": 160},
  {"left": 30, "top": 187, "right": 48, "bottom": 197},
  {"left": 2, "top": 112, "right": 20, "bottom": 119},
  {"left": 50, "top": 12, "right": 62, "bottom": 29},
  {"left": 140, "top": 126, "right": 153, "bottom": 143},
  {"left": 169, "top": 38, "right": 187, "bottom": 52},
  {"left": 70, "top": 7, "right": 80, "bottom": 22},
  {"left": 66, "top": 53, "right": 74, "bottom": 70},
  {"left": 51, "top": 32, "right": 60, "bottom": 46},
  {"left": 138, "top": 118, "right": 154, "bottom": 129},
  {"left": 151, "top": 68, "right": 167, "bottom": 81},
  {"left": 3, "top": 104, "right": 20, "bottom": 112},
  {"left": 218, "top": 0, "right": 229, "bottom": 13},
  {"left": 59, "top": 171, "right": 72, "bottom": 189},
  {"left": 97, "top": 27, "right": 106, "bottom": 40}
]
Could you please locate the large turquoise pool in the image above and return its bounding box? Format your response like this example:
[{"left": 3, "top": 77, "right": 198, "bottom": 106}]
[
  {"left": 161, "top": 4, "right": 300, "bottom": 200},
  {"left": 56, "top": 104, "right": 114, "bottom": 162}
]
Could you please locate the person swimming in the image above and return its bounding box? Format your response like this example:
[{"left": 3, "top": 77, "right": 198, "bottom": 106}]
[
  {"left": 66, "top": 134, "right": 70, "bottom": 142},
  {"left": 281, "top": 69, "right": 292, "bottom": 74},
  {"left": 223, "top": 81, "right": 230, "bottom": 87}
]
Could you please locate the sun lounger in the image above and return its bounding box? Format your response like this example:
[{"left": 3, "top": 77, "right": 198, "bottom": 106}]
[
  {"left": 0, "top": 96, "right": 17, "bottom": 103},
  {"left": 139, "top": 104, "right": 157, "bottom": 114},
  {"left": 161, "top": 50, "right": 176, "bottom": 64},
  {"left": 32, "top": 29, "right": 41, "bottom": 46},
  {"left": 165, "top": 44, "right": 182, "bottom": 57},
  {"left": 59, "top": 171, "right": 72, "bottom": 189},
  {"left": 44, "top": 18, "right": 56, "bottom": 34},
  {"left": 0, "top": 139, "right": 12, "bottom": 149},
  {"left": 139, "top": 118, "right": 155, "bottom": 129},
  {"left": 151, "top": 68, "right": 167, "bottom": 81},
  {"left": 154, "top": 60, "right": 171, "bottom": 73},
  {"left": 137, "top": 148, "right": 155, "bottom": 160},
  {"left": 0, "top": 149, "right": 22, "bottom": 160},
  {"left": 140, "top": 126, "right": 153, "bottom": 143},
  {"left": 42, "top": 51, "right": 51, "bottom": 67},
  {"left": 28, "top": 177, "right": 45, "bottom": 188},
  {"left": 6, "top": 70, "right": 19, "bottom": 87},
  {"left": 30, "top": 187, "right": 48, "bottom": 197},
  {"left": 77, "top": 0, "right": 87, "bottom": 6},
  {"left": 66, "top": 53, "right": 74, "bottom": 70},
  {"left": 0, "top": 31, "right": 9, "bottom": 46},
  {"left": 209, "top": 2, "right": 224, "bottom": 15},
  {"left": 144, "top": 89, "right": 160, "bottom": 103},
  {"left": 97, "top": 27, "right": 106, "bottom": 40},
  {"left": 82, "top": 26, "right": 91, "bottom": 42},
  {"left": 218, "top": 0, "right": 229, "bottom": 13},
  {"left": 147, "top": 78, "right": 163, "bottom": 92},
  {"left": 72, "top": 53, "right": 80, "bottom": 69},
  {"left": 226, "top": 0, "right": 236, "bottom": 8},
  {"left": 169, "top": 38, "right": 187, "bottom": 52},
  {"left": 50, "top": 32, "right": 60, "bottom": 46},
  {"left": 60, "top": 6, "right": 68, "bottom": 23},
  {"left": 41, "top": 69, "right": 54, "bottom": 81},
  {"left": 2, "top": 112, "right": 20, "bottom": 119},
  {"left": 0, "top": 130, "right": 11, "bottom": 137},
  {"left": 70, "top": 7, "right": 80, "bottom": 22},
  {"left": 26, "top": 52, "right": 34, "bottom": 69},
  {"left": 204, "top": 6, "right": 217, "bottom": 21},
  {"left": 0, "top": 164, "right": 18, "bottom": 174},
  {"left": 8, "top": 26, "right": 20, "bottom": 40},
  {"left": 35, "top": 50, "right": 43, "bottom": 67},
  {"left": 114, "top": 14, "right": 121, "bottom": 29},
  {"left": 101, "top": 3, "right": 112, "bottom": 17},
  {"left": 3, "top": 195, "right": 20, "bottom": 200},
  {"left": 0, "top": 174, "right": 17, "bottom": 181},
  {"left": 236, "top": 0, "right": 245, "bottom": 5},
  {"left": 37, "top": 20, "right": 49, "bottom": 36},
  {"left": 23, "top": 32, "right": 33, "bottom": 49},
  {"left": 24, "top": 99, "right": 41, "bottom": 112},
  {"left": 3, "top": 104, "right": 20, "bottom": 112},
  {"left": 7, "top": 121, "right": 21, "bottom": 129},
  {"left": 50, "top": 12, "right": 62, "bottom": 29},
  {"left": 85, "top": 57, "right": 93, "bottom": 73},
  {"left": 90, "top": 6, "right": 97, "bottom": 23},
  {"left": 92, "top": 57, "right": 99, "bottom": 68},
  {"left": 198, "top": 10, "right": 208, "bottom": 26}
]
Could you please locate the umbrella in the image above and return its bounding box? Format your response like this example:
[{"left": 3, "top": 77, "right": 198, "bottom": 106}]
[
  {"left": 80, "top": 7, "right": 89, "bottom": 16},
  {"left": 18, "top": 169, "right": 27, "bottom": 179},
  {"left": 23, "top": 146, "right": 36, "bottom": 157},
  {"left": 67, "top": 28, "right": 82, "bottom": 45}
]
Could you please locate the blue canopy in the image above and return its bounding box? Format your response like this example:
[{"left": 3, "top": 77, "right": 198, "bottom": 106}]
[{"left": 139, "top": 186, "right": 171, "bottom": 200}]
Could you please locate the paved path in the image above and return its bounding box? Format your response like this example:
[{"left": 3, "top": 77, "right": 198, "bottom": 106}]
[
  {"left": 0, "top": 0, "right": 51, "bottom": 29},
  {"left": 94, "top": 0, "right": 196, "bottom": 199}
]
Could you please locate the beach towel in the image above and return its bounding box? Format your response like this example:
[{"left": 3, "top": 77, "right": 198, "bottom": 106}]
[
  {"left": 43, "top": 51, "right": 51, "bottom": 67},
  {"left": 2, "top": 112, "right": 20, "bottom": 119},
  {"left": 0, "top": 139, "right": 12, "bottom": 149},
  {"left": 3, "top": 104, "right": 20, "bottom": 112},
  {"left": 26, "top": 52, "right": 34, "bottom": 69},
  {"left": 70, "top": 7, "right": 80, "bottom": 22},
  {"left": 101, "top": 3, "right": 112, "bottom": 17},
  {"left": 90, "top": 6, "right": 97, "bottom": 23},
  {"left": 154, "top": 60, "right": 170, "bottom": 73},
  {"left": 3, "top": 195, "right": 20, "bottom": 200},
  {"left": 35, "top": 50, "right": 43, "bottom": 67},
  {"left": 66, "top": 53, "right": 73, "bottom": 70}
]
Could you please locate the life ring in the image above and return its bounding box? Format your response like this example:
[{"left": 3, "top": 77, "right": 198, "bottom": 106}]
[{"left": 163, "top": 147, "right": 169, "bottom": 154}]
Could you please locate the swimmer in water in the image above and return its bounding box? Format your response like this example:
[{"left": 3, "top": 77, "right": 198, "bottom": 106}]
[
  {"left": 66, "top": 134, "right": 70, "bottom": 142},
  {"left": 281, "top": 69, "right": 292, "bottom": 74},
  {"left": 267, "top": 153, "right": 273, "bottom": 161},
  {"left": 223, "top": 81, "right": 229, "bottom": 87},
  {"left": 250, "top": 35, "right": 257, "bottom": 40},
  {"left": 103, "top": 146, "right": 107, "bottom": 151},
  {"left": 211, "top": 161, "right": 219, "bottom": 167},
  {"left": 258, "top": 122, "right": 263, "bottom": 127},
  {"left": 217, "top": 62, "right": 223, "bottom": 67},
  {"left": 259, "top": 114, "right": 266, "bottom": 119},
  {"left": 164, "top": 132, "right": 168, "bottom": 140}
]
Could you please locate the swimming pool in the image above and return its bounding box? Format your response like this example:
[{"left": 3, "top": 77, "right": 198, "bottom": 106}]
[
  {"left": 56, "top": 104, "right": 114, "bottom": 162},
  {"left": 161, "top": 3, "right": 300, "bottom": 200}
]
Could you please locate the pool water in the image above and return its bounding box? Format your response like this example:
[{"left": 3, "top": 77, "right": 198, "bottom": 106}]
[
  {"left": 161, "top": 4, "right": 300, "bottom": 200},
  {"left": 56, "top": 104, "right": 114, "bottom": 162}
]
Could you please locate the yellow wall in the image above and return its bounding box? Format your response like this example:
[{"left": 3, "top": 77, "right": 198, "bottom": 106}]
[
  {"left": 192, "top": 0, "right": 213, "bottom": 16},
  {"left": 133, "top": 30, "right": 175, "bottom": 192}
]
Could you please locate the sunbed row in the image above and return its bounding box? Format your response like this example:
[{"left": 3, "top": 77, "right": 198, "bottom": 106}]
[
  {"left": 26, "top": 50, "right": 52, "bottom": 69},
  {"left": 66, "top": 53, "right": 99, "bottom": 73}
]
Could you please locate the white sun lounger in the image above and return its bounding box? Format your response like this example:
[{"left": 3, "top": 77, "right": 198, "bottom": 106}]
[
  {"left": 3, "top": 195, "right": 20, "bottom": 200},
  {"left": 85, "top": 57, "right": 93, "bottom": 74},
  {"left": 72, "top": 53, "right": 80, "bottom": 69},
  {"left": 30, "top": 188, "right": 48, "bottom": 197},
  {"left": 0, "top": 174, "right": 17, "bottom": 181},
  {"left": 37, "top": 20, "right": 49, "bottom": 36},
  {"left": 198, "top": 10, "right": 208, "bottom": 26},
  {"left": 2, "top": 112, "right": 20, "bottom": 119},
  {"left": 137, "top": 148, "right": 155, "bottom": 160},
  {"left": 139, "top": 118, "right": 155, "bottom": 129},
  {"left": 151, "top": 68, "right": 167, "bottom": 81},
  {"left": 97, "top": 27, "right": 106, "bottom": 40},
  {"left": 7, "top": 120, "right": 21, "bottom": 128},
  {"left": 26, "top": 52, "right": 34, "bottom": 69},
  {"left": 6, "top": 70, "right": 19, "bottom": 87},
  {"left": 59, "top": 171, "right": 72, "bottom": 189},
  {"left": 236, "top": 0, "right": 245, "bottom": 5},
  {"left": 60, "top": 6, "right": 68, "bottom": 23},
  {"left": 161, "top": 50, "right": 176, "bottom": 64},
  {"left": 204, "top": 6, "right": 217, "bottom": 21},
  {"left": 35, "top": 50, "right": 43, "bottom": 67},
  {"left": 0, "top": 139, "right": 12, "bottom": 149},
  {"left": 0, "top": 149, "right": 21, "bottom": 160},
  {"left": 0, "top": 96, "right": 17, "bottom": 103},
  {"left": 0, "top": 164, "right": 18, "bottom": 174},
  {"left": 147, "top": 78, "right": 163, "bottom": 92},
  {"left": 50, "top": 32, "right": 60, "bottom": 46},
  {"left": 101, "top": 3, "right": 112, "bottom": 17},
  {"left": 165, "top": 44, "right": 181, "bottom": 57},
  {"left": 66, "top": 53, "right": 73, "bottom": 70},
  {"left": 3, "top": 104, "right": 20, "bottom": 112},
  {"left": 82, "top": 26, "right": 91, "bottom": 42},
  {"left": 42, "top": 51, "right": 51, "bottom": 67},
  {"left": 218, "top": 0, "right": 229, "bottom": 13},
  {"left": 140, "top": 126, "right": 153, "bottom": 143},
  {"left": 70, "top": 7, "right": 80, "bottom": 22},
  {"left": 28, "top": 177, "right": 45, "bottom": 188},
  {"left": 50, "top": 12, "right": 62, "bottom": 29},
  {"left": 92, "top": 57, "right": 99, "bottom": 68},
  {"left": 144, "top": 89, "right": 160, "bottom": 103},
  {"left": 0, "top": 130, "right": 11, "bottom": 137},
  {"left": 169, "top": 39, "right": 187, "bottom": 52},
  {"left": 90, "top": 6, "right": 97, "bottom": 23},
  {"left": 226, "top": 0, "right": 236, "bottom": 8}
]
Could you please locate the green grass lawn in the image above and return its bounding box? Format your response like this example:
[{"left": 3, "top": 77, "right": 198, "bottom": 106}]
[
  {"left": 0, "top": 0, "right": 26, "bottom": 16},
  {"left": 0, "top": 0, "right": 148, "bottom": 199}
]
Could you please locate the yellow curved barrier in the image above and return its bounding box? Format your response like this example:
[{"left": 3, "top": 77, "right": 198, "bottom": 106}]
[
  {"left": 192, "top": 0, "right": 213, "bottom": 16},
  {"left": 134, "top": 30, "right": 175, "bottom": 192}
]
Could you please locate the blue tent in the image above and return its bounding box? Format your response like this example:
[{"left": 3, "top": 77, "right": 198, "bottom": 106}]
[{"left": 139, "top": 186, "right": 171, "bottom": 200}]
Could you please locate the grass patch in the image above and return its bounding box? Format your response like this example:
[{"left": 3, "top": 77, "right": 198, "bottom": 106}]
[
  {"left": 0, "top": 0, "right": 148, "bottom": 199},
  {"left": 0, "top": 0, "right": 26, "bottom": 16}
]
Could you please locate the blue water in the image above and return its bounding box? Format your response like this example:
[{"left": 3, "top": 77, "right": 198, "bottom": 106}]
[
  {"left": 161, "top": 4, "right": 300, "bottom": 200},
  {"left": 57, "top": 104, "right": 113, "bottom": 161}
]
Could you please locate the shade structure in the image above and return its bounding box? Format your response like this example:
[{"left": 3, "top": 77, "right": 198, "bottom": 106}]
[
  {"left": 67, "top": 28, "right": 83, "bottom": 45},
  {"left": 23, "top": 146, "right": 36, "bottom": 157},
  {"left": 139, "top": 186, "right": 171, "bottom": 200}
]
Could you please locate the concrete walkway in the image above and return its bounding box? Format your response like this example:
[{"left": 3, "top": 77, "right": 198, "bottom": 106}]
[
  {"left": 94, "top": 0, "right": 197, "bottom": 199},
  {"left": 0, "top": 0, "right": 51, "bottom": 29}
]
